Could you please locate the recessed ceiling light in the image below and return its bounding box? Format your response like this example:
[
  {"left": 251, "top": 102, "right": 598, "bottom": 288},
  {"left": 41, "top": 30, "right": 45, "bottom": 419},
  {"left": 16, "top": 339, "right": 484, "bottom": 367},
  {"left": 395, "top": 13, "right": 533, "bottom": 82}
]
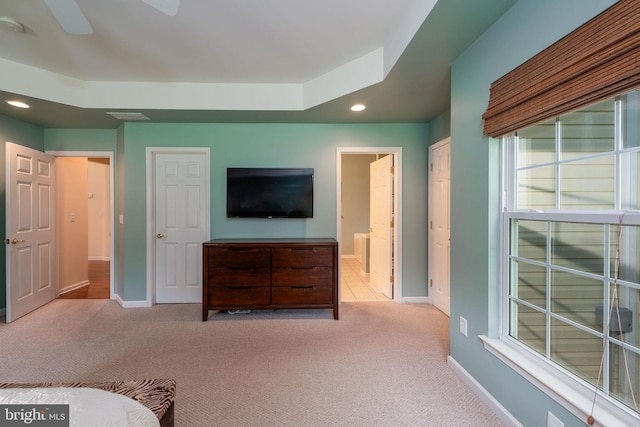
[
  {"left": 350, "top": 104, "right": 366, "bottom": 112},
  {"left": 0, "top": 16, "right": 25, "bottom": 33},
  {"left": 6, "top": 100, "right": 30, "bottom": 109}
]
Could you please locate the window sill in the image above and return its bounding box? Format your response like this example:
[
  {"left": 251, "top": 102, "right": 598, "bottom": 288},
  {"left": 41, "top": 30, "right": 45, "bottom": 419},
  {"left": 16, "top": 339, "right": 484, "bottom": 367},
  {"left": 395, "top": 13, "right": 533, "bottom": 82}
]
[{"left": 479, "top": 335, "right": 640, "bottom": 427}]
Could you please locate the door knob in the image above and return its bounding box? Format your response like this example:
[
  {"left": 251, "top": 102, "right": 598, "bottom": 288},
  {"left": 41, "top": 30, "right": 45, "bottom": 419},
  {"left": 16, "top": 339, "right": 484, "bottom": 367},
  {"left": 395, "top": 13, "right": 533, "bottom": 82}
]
[
  {"left": 4, "top": 238, "right": 25, "bottom": 245},
  {"left": 156, "top": 233, "right": 167, "bottom": 239}
]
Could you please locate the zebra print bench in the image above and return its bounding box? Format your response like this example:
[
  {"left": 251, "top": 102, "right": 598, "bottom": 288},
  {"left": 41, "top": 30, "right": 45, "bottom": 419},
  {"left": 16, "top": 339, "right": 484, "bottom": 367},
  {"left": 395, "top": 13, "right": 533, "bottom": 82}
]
[{"left": 0, "top": 378, "right": 175, "bottom": 427}]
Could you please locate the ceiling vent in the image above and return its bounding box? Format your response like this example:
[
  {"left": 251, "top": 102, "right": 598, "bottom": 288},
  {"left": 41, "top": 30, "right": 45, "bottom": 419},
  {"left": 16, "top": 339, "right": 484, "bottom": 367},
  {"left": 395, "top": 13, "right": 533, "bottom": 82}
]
[{"left": 106, "top": 112, "right": 150, "bottom": 121}]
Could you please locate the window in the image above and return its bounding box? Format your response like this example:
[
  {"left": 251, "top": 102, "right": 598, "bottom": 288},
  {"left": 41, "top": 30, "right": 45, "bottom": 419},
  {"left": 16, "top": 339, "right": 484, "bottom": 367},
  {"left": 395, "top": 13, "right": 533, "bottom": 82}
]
[{"left": 502, "top": 89, "right": 640, "bottom": 416}]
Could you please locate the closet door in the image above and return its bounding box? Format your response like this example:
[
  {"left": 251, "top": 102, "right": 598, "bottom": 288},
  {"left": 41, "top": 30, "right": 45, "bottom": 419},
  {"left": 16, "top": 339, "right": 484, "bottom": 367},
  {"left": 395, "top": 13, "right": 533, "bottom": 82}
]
[{"left": 153, "top": 150, "right": 209, "bottom": 303}]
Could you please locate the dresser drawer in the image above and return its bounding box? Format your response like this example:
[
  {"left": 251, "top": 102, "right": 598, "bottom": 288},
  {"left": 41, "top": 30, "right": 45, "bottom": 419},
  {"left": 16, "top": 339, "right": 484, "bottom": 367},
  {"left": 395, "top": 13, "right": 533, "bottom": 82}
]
[
  {"left": 207, "top": 247, "right": 270, "bottom": 268},
  {"left": 272, "top": 246, "right": 333, "bottom": 267},
  {"left": 272, "top": 285, "right": 332, "bottom": 305},
  {"left": 209, "top": 287, "right": 270, "bottom": 306},
  {"left": 209, "top": 267, "right": 270, "bottom": 287},
  {"left": 271, "top": 266, "right": 332, "bottom": 287}
]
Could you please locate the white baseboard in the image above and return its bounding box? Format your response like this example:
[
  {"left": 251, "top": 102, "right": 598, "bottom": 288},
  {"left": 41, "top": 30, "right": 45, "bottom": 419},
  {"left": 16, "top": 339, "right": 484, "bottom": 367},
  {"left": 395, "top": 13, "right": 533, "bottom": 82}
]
[
  {"left": 115, "top": 294, "right": 152, "bottom": 308},
  {"left": 58, "top": 280, "right": 90, "bottom": 295},
  {"left": 402, "top": 297, "right": 429, "bottom": 304},
  {"left": 448, "top": 356, "right": 522, "bottom": 427},
  {"left": 88, "top": 256, "right": 111, "bottom": 261}
]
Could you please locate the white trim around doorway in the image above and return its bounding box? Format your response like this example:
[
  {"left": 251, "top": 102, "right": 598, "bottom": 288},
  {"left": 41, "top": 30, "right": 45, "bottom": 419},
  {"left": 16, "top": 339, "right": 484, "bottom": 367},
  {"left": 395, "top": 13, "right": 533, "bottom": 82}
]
[
  {"left": 46, "top": 151, "right": 115, "bottom": 301},
  {"left": 336, "top": 147, "right": 403, "bottom": 303}
]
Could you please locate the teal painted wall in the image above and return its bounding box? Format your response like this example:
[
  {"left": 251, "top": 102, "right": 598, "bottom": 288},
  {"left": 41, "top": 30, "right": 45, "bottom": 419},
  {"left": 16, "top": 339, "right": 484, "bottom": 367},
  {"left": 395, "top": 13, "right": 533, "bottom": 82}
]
[
  {"left": 428, "top": 109, "right": 450, "bottom": 146},
  {"left": 45, "top": 123, "right": 428, "bottom": 301},
  {"left": 0, "top": 116, "right": 45, "bottom": 308},
  {"left": 44, "top": 128, "right": 118, "bottom": 152},
  {"left": 121, "top": 122, "right": 429, "bottom": 300},
  {"left": 449, "top": 0, "right": 618, "bottom": 426},
  {"left": 1, "top": 118, "right": 428, "bottom": 307}
]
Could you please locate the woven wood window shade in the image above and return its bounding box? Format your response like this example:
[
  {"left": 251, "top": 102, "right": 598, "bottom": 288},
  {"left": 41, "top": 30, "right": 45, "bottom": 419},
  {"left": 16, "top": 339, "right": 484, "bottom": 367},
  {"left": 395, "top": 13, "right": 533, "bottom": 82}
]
[{"left": 482, "top": 0, "right": 640, "bottom": 138}]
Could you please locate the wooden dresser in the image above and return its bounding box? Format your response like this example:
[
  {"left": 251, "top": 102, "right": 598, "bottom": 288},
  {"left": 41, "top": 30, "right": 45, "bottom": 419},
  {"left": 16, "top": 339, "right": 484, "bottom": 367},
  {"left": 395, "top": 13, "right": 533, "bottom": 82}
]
[{"left": 203, "top": 238, "right": 338, "bottom": 320}]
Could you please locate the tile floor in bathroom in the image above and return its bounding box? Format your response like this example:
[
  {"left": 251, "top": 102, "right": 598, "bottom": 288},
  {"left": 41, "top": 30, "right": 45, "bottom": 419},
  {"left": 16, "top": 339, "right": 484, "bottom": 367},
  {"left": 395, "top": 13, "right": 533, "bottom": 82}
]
[{"left": 340, "top": 256, "right": 391, "bottom": 302}]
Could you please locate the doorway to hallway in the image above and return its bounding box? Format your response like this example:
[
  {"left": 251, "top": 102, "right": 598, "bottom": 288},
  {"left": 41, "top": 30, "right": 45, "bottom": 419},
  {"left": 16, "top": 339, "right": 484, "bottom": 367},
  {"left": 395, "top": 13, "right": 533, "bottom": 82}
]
[
  {"left": 4, "top": 146, "right": 114, "bottom": 322},
  {"left": 48, "top": 151, "right": 114, "bottom": 301}
]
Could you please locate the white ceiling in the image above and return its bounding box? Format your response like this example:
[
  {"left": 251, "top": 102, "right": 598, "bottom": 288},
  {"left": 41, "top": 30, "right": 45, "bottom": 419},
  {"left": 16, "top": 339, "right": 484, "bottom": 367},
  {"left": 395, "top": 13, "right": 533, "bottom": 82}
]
[{"left": 0, "top": 0, "right": 517, "bottom": 128}]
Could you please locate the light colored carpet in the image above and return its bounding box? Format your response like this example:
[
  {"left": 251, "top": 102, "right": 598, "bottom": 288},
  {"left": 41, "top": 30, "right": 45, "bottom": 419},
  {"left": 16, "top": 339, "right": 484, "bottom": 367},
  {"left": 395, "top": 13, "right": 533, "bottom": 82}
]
[{"left": 0, "top": 300, "right": 505, "bottom": 426}]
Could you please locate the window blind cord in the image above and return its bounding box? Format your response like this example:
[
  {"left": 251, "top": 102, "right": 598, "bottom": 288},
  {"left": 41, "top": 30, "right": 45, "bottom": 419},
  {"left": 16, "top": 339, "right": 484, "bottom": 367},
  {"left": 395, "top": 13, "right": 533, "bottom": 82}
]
[{"left": 588, "top": 214, "right": 638, "bottom": 425}]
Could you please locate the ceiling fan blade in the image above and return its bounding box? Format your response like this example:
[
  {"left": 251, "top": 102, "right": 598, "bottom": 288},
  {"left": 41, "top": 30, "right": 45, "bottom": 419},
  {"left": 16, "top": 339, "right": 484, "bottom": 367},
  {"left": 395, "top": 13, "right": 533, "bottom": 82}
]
[
  {"left": 43, "top": 0, "right": 93, "bottom": 34},
  {"left": 140, "top": 0, "right": 180, "bottom": 17}
]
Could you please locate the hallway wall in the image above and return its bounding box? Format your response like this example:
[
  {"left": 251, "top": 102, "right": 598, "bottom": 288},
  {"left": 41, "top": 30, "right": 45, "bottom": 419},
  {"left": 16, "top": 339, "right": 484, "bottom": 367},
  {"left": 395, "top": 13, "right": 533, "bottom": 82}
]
[
  {"left": 88, "top": 158, "right": 111, "bottom": 261},
  {"left": 57, "top": 157, "right": 89, "bottom": 292}
]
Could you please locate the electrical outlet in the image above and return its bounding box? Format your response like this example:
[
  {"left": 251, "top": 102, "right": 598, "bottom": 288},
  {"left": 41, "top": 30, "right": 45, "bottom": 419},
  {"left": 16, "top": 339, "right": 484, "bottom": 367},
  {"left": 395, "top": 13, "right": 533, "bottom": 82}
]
[
  {"left": 547, "top": 411, "right": 564, "bottom": 427},
  {"left": 459, "top": 316, "right": 468, "bottom": 336}
]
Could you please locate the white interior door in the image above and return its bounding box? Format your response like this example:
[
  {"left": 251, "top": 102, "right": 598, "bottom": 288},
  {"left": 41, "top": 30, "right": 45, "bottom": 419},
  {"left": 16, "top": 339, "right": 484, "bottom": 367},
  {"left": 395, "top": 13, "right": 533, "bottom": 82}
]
[
  {"left": 369, "top": 155, "right": 393, "bottom": 298},
  {"left": 429, "top": 139, "right": 451, "bottom": 316},
  {"left": 5, "top": 142, "right": 56, "bottom": 322},
  {"left": 153, "top": 150, "right": 209, "bottom": 303}
]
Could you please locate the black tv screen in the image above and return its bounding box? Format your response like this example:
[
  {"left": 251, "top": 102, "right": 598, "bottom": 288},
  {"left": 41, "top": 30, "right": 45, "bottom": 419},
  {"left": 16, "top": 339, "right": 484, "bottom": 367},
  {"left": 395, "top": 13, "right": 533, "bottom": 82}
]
[{"left": 227, "top": 168, "right": 314, "bottom": 218}]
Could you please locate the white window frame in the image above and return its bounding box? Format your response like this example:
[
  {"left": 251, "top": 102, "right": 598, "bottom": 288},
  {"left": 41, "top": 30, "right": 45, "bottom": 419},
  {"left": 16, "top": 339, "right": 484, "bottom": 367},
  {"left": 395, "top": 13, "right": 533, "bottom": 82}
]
[{"left": 481, "top": 94, "right": 640, "bottom": 426}]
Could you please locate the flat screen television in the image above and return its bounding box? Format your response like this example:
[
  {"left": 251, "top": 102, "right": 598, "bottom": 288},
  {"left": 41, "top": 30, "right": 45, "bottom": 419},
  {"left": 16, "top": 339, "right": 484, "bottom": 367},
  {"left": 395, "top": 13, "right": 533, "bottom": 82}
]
[{"left": 226, "top": 168, "right": 314, "bottom": 218}]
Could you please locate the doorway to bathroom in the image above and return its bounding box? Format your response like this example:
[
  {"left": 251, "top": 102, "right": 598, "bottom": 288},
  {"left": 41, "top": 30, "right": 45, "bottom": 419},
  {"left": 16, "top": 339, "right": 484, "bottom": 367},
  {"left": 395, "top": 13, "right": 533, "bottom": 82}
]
[{"left": 337, "top": 147, "right": 402, "bottom": 303}]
